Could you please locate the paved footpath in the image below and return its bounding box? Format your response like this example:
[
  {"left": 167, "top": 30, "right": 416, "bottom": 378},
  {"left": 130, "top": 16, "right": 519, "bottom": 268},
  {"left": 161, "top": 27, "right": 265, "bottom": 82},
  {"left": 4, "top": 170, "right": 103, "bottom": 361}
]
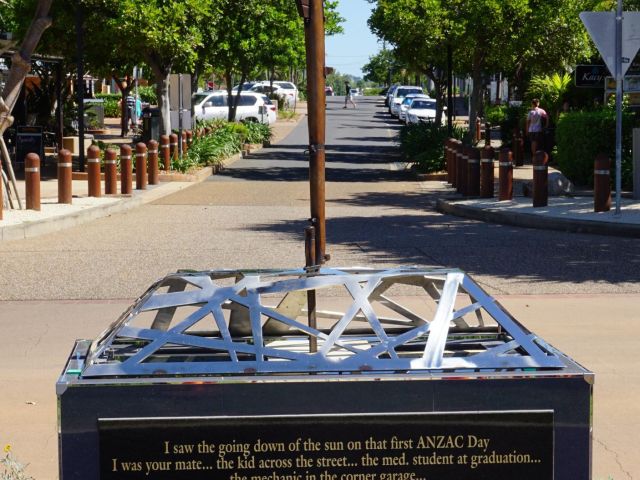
[{"left": 0, "top": 96, "right": 638, "bottom": 480}]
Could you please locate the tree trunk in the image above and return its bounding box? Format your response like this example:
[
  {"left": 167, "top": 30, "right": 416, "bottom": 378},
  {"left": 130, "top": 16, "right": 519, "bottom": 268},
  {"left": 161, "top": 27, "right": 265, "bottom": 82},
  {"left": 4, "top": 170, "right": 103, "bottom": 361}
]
[
  {"left": 0, "top": 0, "right": 53, "bottom": 136},
  {"left": 112, "top": 73, "right": 133, "bottom": 137},
  {"left": 468, "top": 54, "right": 484, "bottom": 144},
  {"left": 147, "top": 56, "right": 172, "bottom": 135}
]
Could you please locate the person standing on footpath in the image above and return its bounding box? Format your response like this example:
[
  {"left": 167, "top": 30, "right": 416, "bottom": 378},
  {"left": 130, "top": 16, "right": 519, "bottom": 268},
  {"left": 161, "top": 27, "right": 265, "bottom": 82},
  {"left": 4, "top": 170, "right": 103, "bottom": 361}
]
[
  {"left": 343, "top": 81, "right": 356, "bottom": 108},
  {"left": 525, "top": 98, "right": 548, "bottom": 158}
]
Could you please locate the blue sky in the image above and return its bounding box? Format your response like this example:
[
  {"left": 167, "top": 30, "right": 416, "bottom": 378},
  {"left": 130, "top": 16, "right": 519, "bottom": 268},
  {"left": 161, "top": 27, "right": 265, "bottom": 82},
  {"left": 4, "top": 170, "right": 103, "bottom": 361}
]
[{"left": 325, "top": 0, "right": 382, "bottom": 78}]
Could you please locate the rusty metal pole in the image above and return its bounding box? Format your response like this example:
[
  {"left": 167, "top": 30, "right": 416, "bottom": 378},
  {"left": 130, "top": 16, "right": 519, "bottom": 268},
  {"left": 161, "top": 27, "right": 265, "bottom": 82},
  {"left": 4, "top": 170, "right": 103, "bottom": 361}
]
[
  {"left": 57, "top": 149, "right": 73, "bottom": 204},
  {"left": 87, "top": 145, "right": 101, "bottom": 198},
  {"left": 304, "top": 226, "right": 318, "bottom": 353},
  {"left": 480, "top": 146, "right": 495, "bottom": 198},
  {"left": 120, "top": 144, "right": 132, "bottom": 195},
  {"left": 104, "top": 148, "right": 118, "bottom": 195},
  {"left": 499, "top": 148, "right": 513, "bottom": 201},
  {"left": 147, "top": 140, "right": 159, "bottom": 185},
  {"left": 25, "top": 153, "right": 41, "bottom": 211},
  {"left": 533, "top": 150, "right": 549, "bottom": 208},
  {"left": 135, "top": 142, "right": 147, "bottom": 190},
  {"left": 160, "top": 135, "right": 171, "bottom": 171},
  {"left": 302, "top": 0, "right": 327, "bottom": 264},
  {"left": 181, "top": 131, "right": 188, "bottom": 155},
  {"left": 594, "top": 153, "right": 611, "bottom": 212}
]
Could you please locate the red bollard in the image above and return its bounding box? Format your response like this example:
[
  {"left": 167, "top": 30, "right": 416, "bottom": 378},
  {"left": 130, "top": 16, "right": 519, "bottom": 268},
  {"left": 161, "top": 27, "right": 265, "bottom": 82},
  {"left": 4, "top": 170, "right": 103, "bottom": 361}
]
[
  {"left": 513, "top": 130, "right": 524, "bottom": 167},
  {"left": 594, "top": 153, "right": 611, "bottom": 212},
  {"left": 87, "top": 145, "right": 101, "bottom": 198},
  {"left": 467, "top": 147, "right": 481, "bottom": 197},
  {"left": 533, "top": 150, "right": 549, "bottom": 207},
  {"left": 186, "top": 130, "right": 193, "bottom": 146},
  {"left": 169, "top": 133, "right": 179, "bottom": 160},
  {"left": 135, "top": 142, "right": 148, "bottom": 190},
  {"left": 450, "top": 140, "right": 459, "bottom": 188},
  {"left": 120, "top": 145, "right": 132, "bottom": 195},
  {"left": 181, "top": 131, "right": 188, "bottom": 155},
  {"left": 25, "top": 153, "right": 41, "bottom": 211},
  {"left": 147, "top": 139, "right": 159, "bottom": 185},
  {"left": 485, "top": 122, "right": 491, "bottom": 147},
  {"left": 445, "top": 139, "right": 454, "bottom": 184},
  {"left": 160, "top": 135, "right": 171, "bottom": 171},
  {"left": 480, "top": 146, "right": 495, "bottom": 198},
  {"left": 499, "top": 148, "right": 513, "bottom": 201},
  {"left": 104, "top": 148, "right": 118, "bottom": 195},
  {"left": 455, "top": 143, "right": 465, "bottom": 194},
  {"left": 57, "top": 149, "right": 73, "bottom": 204},
  {"left": 475, "top": 118, "right": 482, "bottom": 143}
]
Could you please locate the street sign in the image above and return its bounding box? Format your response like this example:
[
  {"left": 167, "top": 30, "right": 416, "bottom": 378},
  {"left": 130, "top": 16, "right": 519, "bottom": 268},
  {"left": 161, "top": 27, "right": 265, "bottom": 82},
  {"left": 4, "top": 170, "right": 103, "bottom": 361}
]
[
  {"left": 580, "top": 11, "right": 640, "bottom": 77},
  {"left": 575, "top": 65, "right": 608, "bottom": 87}
]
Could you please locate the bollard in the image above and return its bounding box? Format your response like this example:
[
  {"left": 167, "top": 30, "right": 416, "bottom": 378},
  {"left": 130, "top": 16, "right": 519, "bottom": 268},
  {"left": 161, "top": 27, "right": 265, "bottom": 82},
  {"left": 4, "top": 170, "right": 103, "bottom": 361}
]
[
  {"left": 104, "top": 148, "right": 118, "bottom": 195},
  {"left": 186, "top": 130, "right": 193, "bottom": 146},
  {"left": 460, "top": 146, "right": 473, "bottom": 196},
  {"left": 533, "top": 150, "right": 549, "bottom": 208},
  {"left": 513, "top": 130, "right": 524, "bottom": 167},
  {"left": 480, "top": 146, "right": 495, "bottom": 198},
  {"left": 445, "top": 139, "right": 453, "bottom": 185},
  {"left": 160, "top": 135, "right": 171, "bottom": 171},
  {"left": 147, "top": 139, "right": 159, "bottom": 185},
  {"left": 57, "top": 149, "right": 73, "bottom": 204},
  {"left": 135, "top": 142, "right": 148, "bottom": 190},
  {"left": 169, "top": 133, "right": 179, "bottom": 160},
  {"left": 455, "top": 142, "right": 465, "bottom": 194},
  {"left": 475, "top": 118, "right": 482, "bottom": 143},
  {"left": 450, "top": 140, "right": 459, "bottom": 188},
  {"left": 25, "top": 152, "right": 41, "bottom": 211},
  {"left": 499, "top": 148, "right": 513, "bottom": 201},
  {"left": 87, "top": 145, "right": 101, "bottom": 198},
  {"left": 594, "top": 153, "right": 611, "bottom": 212},
  {"left": 120, "top": 144, "right": 133, "bottom": 195},
  {"left": 485, "top": 122, "right": 491, "bottom": 147},
  {"left": 181, "top": 130, "right": 188, "bottom": 155},
  {"left": 467, "top": 147, "right": 481, "bottom": 197}
]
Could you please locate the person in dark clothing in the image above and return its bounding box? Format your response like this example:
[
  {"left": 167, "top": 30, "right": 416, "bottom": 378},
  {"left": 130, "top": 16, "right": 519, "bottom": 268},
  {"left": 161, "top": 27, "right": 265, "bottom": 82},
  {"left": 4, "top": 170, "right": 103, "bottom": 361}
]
[{"left": 343, "top": 81, "right": 356, "bottom": 108}]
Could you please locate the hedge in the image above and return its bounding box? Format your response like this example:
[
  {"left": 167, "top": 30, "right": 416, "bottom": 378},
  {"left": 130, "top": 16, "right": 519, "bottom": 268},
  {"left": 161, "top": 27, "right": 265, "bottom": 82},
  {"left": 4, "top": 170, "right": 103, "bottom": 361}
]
[
  {"left": 399, "top": 122, "right": 465, "bottom": 173},
  {"left": 555, "top": 109, "right": 634, "bottom": 188}
]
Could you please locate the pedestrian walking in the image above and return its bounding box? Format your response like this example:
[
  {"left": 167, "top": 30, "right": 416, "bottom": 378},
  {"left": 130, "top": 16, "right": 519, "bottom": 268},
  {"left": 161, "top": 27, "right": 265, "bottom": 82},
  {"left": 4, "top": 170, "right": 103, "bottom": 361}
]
[
  {"left": 525, "top": 98, "right": 548, "bottom": 157},
  {"left": 343, "top": 81, "right": 356, "bottom": 108}
]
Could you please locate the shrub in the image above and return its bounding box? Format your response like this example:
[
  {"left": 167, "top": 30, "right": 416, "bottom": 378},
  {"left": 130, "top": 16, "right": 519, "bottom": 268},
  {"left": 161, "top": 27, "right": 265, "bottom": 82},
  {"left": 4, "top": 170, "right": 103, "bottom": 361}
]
[
  {"left": 399, "top": 123, "right": 465, "bottom": 173},
  {"left": 484, "top": 105, "right": 507, "bottom": 125},
  {"left": 138, "top": 85, "right": 157, "bottom": 105},
  {"left": 95, "top": 93, "right": 121, "bottom": 118},
  {"left": 555, "top": 109, "right": 634, "bottom": 187},
  {"left": 242, "top": 121, "right": 272, "bottom": 144}
]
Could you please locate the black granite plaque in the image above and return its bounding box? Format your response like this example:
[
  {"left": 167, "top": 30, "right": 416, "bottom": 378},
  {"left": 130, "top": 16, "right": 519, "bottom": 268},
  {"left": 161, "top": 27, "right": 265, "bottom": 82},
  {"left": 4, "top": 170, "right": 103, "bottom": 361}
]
[{"left": 99, "top": 411, "right": 553, "bottom": 480}]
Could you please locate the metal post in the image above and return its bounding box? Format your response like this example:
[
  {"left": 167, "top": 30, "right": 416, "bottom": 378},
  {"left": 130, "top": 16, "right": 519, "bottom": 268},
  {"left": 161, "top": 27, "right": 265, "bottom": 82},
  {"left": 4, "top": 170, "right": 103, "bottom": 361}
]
[
  {"left": 615, "top": 0, "right": 623, "bottom": 214},
  {"left": 25, "top": 153, "right": 41, "bottom": 211},
  {"left": 594, "top": 153, "right": 612, "bottom": 212},
  {"left": 87, "top": 145, "right": 101, "bottom": 197},
  {"left": 178, "top": 73, "right": 183, "bottom": 159},
  {"left": 533, "top": 150, "right": 549, "bottom": 208},
  {"left": 120, "top": 144, "right": 132, "bottom": 195},
  {"left": 104, "top": 148, "right": 118, "bottom": 194},
  {"left": 303, "top": 0, "right": 327, "bottom": 264},
  {"left": 147, "top": 140, "right": 159, "bottom": 185},
  {"left": 304, "top": 226, "right": 318, "bottom": 354},
  {"left": 499, "top": 148, "right": 513, "bottom": 201},
  {"left": 58, "top": 149, "right": 73, "bottom": 204},
  {"left": 447, "top": 44, "right": 453, "bottom": 136},
  {"left": 135, "top": 142, "right": 147, "bottom": 190},
  {"left": 76, "top": 1, "right": 85, "bottom": 172}
]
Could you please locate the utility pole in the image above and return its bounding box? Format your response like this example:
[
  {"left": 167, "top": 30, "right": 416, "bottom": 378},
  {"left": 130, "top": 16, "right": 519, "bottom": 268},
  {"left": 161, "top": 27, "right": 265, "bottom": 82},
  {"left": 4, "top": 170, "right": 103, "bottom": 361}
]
[{"left": 297, "top": 0, "right": 327, "bottom": 264}]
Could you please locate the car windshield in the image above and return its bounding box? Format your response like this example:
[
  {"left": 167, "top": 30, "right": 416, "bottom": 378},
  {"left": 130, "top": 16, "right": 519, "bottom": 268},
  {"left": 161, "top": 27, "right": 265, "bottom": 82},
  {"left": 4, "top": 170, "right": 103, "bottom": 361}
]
[
  {"left": 402, "top": 97, "right": 415, "bottom": 106},
  {"left": 411, "top": 100, "right": 436, "bottom": 109},
  {"left": 397, "top": 88, "right": 423, "bottom": 97},
  {"left": 275, "top": 82, "right": 296, "bottom": 90}
]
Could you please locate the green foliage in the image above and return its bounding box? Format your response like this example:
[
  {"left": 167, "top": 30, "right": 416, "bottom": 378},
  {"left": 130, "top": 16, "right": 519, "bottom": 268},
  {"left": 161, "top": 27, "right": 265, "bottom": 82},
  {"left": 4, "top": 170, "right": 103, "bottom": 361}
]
[
  {"left": 364, "top": 88, "right": 384, "bottom": 96},
  {"left": 526, "top": 72, "right": 572, "bottom": 123},
  {"left": 399, "top": 123, "right": 465, "bottom": 173},
  {"left": 499, "top": 105, "right": 528, "bottom": 145},
  {"left": 96, "top": 94, "right": 121, "bottom": 118},
  {"left": 242, "top": 121, "right": 272, "bottom": 144},
  {"left": 555, "top": 110, "right": 634, "bottom": 188},
  {"left": 484, "top": 105, "right": 507, "bottom": 125},
  {"left": 137, "top": 85, "right": 157, "bottom": 104},
  {"left": 181, "top": 121, "right": 255, "bottom": 171}
]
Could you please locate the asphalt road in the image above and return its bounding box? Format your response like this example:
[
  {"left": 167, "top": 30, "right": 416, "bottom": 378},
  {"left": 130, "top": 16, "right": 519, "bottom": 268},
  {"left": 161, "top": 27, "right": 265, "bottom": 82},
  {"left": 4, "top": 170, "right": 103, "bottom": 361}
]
[
  {"left": 0, "top": 95, "right": 638, "bottom": 480},
  {"left": 0, "top": 95, "right": 639, "bottom": 300}
]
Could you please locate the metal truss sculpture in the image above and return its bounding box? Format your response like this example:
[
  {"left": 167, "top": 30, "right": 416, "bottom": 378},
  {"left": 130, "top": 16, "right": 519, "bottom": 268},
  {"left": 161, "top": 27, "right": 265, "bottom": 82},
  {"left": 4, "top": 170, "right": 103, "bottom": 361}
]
[{"left": 81, "top": 267, "right": 565, "bottom": 378}]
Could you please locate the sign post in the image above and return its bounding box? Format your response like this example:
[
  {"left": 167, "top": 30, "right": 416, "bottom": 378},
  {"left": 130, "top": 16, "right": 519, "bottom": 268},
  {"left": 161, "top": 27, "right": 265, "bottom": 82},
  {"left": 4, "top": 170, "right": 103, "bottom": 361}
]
[{"left": 580, "top": 8, "right": 640, "bottom": 214}]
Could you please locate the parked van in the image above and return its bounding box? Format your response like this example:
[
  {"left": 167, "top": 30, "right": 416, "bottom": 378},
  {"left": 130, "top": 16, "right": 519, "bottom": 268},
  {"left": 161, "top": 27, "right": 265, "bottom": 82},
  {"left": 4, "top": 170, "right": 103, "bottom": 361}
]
[{"left": 193, "top": 91, "right": 277, "bottom": 124}]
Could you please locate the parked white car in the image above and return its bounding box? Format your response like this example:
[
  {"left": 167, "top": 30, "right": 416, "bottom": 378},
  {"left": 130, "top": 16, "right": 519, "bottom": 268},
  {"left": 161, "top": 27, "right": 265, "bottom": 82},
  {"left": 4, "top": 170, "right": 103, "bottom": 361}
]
[
  {"left": 406, "top": 98, "right": 438, "bottom": 125},
  {"left": 269, "top": 81, "right": 298, "bottom": 106},
  {"left": 389, "top": 85, "right": 424, "bottom": 117},
  {"left": 193, "top": 91, "right": 277, "bottom": 124},
  {"left": 398, "top": 94, "right": 430, "bottom": 123}
]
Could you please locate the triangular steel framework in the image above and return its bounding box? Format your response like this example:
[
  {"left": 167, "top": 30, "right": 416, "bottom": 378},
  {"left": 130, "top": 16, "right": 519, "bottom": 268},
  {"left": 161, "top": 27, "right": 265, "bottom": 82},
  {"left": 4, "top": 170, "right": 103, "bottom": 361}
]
[{"left": 81, "top": 267, "right": 565, "bottom": 378}]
